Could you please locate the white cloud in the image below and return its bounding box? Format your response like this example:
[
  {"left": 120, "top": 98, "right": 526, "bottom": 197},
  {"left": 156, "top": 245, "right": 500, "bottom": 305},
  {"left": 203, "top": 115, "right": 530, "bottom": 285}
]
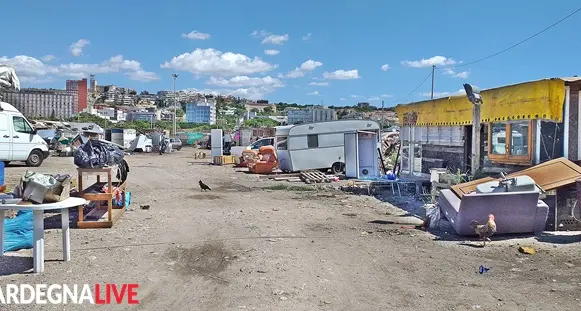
[
  {"left": 70, "top": 39, "right": 90, "bottom": 57},
  {"left": 323, "top": 69, "right": 360, "bottom": 80},
  {"left": 302, "top": 33, "right": 312, "bottom": 41},
  {"left": 251, "top": 30, "right": 289, "bottom": 45},
  {"left": 251, "top": 30, "right": 269, "bottom": 37},
  {"left": 182, "top": 30, "right": 211, "bottom": 40},
  {"left": 442, "top": 68, "right": 469, "bottom": 79},
  {"left": 0, "top": 54, "right": 159, "bottom": 83},
  {"left": 368, "top": 94, "right": 393, "bottom": 101},
  {"left": 351, "top": 95, "right": 358, "bottom": 98},
  {"left": 283, "top": 59, "right": 323, "bottom": 78},
  {"left": 420, "top": 88, "right": 472, "bottom": 98},
  {"left": 264, "top": 49, "right": 280, "bottom": 56},
  {"left": 160, "top": 48, "right": 276, "bottom": 77},
  {"left": 308, "top": 90, "right": 319, "bottom": 96},
  {"left": 207, "top": 75, "right": 284, "bottom": 88},
  {"left": 300, "top": 60, "right": 322, "bottom": 71},
  {"left": 126, "top": 70, "right": 160, "bottom": 82},
  {"left": 339, "top": 97, "right": 347, "bottom": 101},
  {"left": 401, "top": 55, "right": 458, "bottom": 68},
  {"left": 262, "top": 34, "right": 289, "bottom": 45},
  {"left": 309, "top": 81, "right": 329, "bottom": 86},
  {"left": 381, "top": 64, "right": 390, "bottom": 71},
  {"left": 41, "top": 55, "right": 55, "bottom": 62}
]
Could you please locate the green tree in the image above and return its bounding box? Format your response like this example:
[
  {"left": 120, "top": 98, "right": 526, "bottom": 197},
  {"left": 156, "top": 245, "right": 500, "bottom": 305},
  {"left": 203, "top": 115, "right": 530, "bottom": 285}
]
[
  {"left": 262, "top": 106, "right": 273, "bottom": 115},
  {"left": 243, "top": 117, "right": 278, "bottom": 128},
  {"left": 129, "top": 90, "right": 137, "bottom": 95}
]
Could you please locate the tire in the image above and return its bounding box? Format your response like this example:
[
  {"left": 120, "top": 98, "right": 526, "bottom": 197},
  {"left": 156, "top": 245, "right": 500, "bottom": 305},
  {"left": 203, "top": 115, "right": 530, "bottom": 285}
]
[
  {"left": 177, "top": 147, "right": 182, "bottom": 151},
  {"left": 25, "top": 150, "right": 44, "bottom": 167},
  {"left": 331, "top": 162, "right": 345, "bottom": 174}
]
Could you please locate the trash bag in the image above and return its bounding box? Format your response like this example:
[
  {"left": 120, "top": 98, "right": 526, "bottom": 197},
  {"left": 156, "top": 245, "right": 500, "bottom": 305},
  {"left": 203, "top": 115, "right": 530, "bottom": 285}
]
[
  {"left": 3, "top": 210, "right": 33, "bottom": 252},
  {"left": 425, "top": 204, "right": 442, "bottom": 229},
  {"left": 74, "top": 139, "right": 125, "bottom": 168}
]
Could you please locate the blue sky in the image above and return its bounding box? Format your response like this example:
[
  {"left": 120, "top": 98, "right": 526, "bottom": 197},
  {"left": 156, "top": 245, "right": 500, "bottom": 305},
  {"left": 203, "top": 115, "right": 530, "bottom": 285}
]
[{"left": 2, "top": 0, "right": 581, "bottom": 107}]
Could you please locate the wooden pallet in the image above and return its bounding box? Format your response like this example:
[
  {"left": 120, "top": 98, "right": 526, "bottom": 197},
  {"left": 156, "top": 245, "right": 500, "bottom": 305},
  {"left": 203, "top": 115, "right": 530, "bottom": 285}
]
[
  {"left": 77, "top": 167, "right": 127, "bottom": 229},
  {"left": 300, "top": 171, "right": 331, "bottom": 184},
  {"left": 213, "top": 155, "right": 236, "bottom": 165}
]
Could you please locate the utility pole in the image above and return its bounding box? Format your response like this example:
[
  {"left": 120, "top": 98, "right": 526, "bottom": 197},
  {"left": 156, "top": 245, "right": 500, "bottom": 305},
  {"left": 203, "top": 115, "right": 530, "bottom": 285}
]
[
  {"left": 431, "top": 65, "right": 435, "bottom": 100},
  {"left": 172, "top": 73, "right": 179, "bottom": 136},
  {"left": 463, "top": 84, "right": 483, "bottom": 175},
  {"left": 381, "top": 100, "right": 385, "bottom": 129}
]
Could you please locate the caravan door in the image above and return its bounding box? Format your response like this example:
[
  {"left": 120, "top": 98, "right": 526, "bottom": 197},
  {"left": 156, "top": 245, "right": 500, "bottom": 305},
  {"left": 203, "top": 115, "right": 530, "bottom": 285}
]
[{"left": 344, "top": 132, "right": 359, "bottom": 178}]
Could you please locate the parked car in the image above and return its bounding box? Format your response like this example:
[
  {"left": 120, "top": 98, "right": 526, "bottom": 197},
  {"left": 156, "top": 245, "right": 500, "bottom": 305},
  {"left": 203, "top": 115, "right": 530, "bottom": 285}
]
[
  {"left": 0, "top": 102, "right": 50, "bottom": 167},
  {"left": 169, "top": 137, "right": 182, "bottom": 151}
]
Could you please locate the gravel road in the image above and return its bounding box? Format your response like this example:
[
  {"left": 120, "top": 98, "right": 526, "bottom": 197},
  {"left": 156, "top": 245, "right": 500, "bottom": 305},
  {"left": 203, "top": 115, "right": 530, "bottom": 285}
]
[{"left": 1, "top": 149, "right": 580, "bottom": 311}]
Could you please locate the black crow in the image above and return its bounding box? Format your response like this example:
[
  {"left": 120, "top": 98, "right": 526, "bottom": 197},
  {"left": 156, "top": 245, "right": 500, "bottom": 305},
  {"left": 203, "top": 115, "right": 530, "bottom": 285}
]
[{"left": 199, "top": 180, "right": 211, "bottom": 192}]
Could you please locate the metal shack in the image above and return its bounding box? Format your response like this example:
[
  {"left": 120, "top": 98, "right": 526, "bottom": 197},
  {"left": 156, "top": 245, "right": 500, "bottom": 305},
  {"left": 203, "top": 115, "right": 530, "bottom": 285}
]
[{"left": 394, "top": 77, "right": 581, "bottom": 177}]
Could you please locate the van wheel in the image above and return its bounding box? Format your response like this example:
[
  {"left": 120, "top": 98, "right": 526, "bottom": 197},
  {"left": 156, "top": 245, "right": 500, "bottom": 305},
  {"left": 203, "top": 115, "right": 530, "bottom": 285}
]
[
  {"left": 331, "top": 162, "right": 345, "bottom": 174},
  {"left": 25, "top": 150, "right": 44, "bottom": 167}
]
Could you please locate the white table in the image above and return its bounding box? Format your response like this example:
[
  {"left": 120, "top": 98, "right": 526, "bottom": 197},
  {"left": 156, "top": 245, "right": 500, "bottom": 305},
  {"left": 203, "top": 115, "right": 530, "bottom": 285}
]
[{"left": 0, "top": 197, "right": 87, "bottom": 273}]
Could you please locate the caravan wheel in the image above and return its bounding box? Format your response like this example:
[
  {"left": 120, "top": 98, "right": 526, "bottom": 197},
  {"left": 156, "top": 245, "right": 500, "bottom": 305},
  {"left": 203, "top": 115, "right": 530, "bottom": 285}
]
[{"left": 331, "top": 162, "right": 345, "bottom": 174}]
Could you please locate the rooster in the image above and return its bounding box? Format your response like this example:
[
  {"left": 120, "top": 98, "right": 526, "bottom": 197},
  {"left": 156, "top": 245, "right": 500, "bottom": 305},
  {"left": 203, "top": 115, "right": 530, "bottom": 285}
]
[{"left": 470, "top": 214, "right": 497, "bottom": 246}]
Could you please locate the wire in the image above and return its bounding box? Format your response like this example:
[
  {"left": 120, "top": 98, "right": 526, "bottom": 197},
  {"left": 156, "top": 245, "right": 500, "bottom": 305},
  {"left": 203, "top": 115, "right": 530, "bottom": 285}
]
[
  {"left": 385, "top": 71, "right": 433, "bottom": 105},
  {"left": 438, "top": 5, "right": 581, "bottom": 69}
]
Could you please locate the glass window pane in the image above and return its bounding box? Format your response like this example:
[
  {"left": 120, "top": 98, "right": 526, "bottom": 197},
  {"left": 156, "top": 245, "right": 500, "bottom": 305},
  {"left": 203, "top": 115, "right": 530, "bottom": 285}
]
[
  {"left": 490, "top": 123, "right": 506, "bottom": 155},
  {"left": 510, "top": 122, "right": 529, "bottom": 156}
]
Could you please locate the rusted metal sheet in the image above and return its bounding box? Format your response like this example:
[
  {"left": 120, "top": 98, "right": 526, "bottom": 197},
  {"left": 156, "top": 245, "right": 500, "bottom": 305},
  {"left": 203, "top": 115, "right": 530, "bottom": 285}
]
[{"left": 451, "top": 157, "right": 581, "bottom": 197}]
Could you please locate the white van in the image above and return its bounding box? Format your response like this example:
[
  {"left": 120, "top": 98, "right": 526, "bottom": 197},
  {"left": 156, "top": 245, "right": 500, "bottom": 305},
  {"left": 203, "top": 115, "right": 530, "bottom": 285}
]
[{"left": 0, "top": 102, "right": 50, "bottom": 166}]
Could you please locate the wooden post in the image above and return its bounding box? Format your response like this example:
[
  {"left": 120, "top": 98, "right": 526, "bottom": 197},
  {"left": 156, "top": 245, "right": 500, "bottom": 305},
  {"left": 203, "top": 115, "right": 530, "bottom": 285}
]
[{"left": 471, "top": 103, "right": 481, "bottom": 175}]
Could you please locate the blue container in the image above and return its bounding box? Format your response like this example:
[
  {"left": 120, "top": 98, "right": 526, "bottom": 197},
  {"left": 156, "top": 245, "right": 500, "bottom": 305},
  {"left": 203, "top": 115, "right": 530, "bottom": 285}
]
[{"left": 0, "top": 161, "right": 5, "bottom": 187}]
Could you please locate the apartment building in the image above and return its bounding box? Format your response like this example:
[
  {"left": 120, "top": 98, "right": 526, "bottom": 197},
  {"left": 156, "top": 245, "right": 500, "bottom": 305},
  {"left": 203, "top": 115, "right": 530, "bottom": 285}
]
[
  {"left": 287, "top": 106, "right": 337, "bottom": 124},
  {"left": 0, "top": 88, "right": 76, "bottom": 119},
  {"left": 66, "top": 78, "right": 88, "bottom": 113},
  {"left": 185, "top": 99, "right": 217, "bottom": 124}
]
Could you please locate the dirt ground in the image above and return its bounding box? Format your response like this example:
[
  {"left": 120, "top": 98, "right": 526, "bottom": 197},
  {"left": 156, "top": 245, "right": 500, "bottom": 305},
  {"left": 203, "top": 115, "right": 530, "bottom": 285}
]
[{"left": 1, "top": 148, "right": 581, "bottom": 311}]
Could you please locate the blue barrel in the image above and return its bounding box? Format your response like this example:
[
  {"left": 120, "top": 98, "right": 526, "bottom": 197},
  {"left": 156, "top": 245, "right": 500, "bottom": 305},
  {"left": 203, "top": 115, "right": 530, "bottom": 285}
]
[{"left": 0, "top": 161, "right": 4, "bottom": 188}]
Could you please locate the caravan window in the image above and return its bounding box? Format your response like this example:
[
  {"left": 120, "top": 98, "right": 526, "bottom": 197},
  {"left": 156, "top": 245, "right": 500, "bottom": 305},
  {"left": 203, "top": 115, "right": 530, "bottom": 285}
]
[{"left": 307, "top": 134, "right": 319, "bottom": 148}]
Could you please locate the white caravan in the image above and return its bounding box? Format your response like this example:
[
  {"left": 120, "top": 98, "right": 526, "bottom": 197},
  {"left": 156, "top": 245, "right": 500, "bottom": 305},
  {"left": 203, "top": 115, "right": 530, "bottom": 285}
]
[
  {"left": 275, "top": 120, "right": 381, "bottom": 173},
  {"left": 0, "top": 102, "right": 50, "bottom": 166}
]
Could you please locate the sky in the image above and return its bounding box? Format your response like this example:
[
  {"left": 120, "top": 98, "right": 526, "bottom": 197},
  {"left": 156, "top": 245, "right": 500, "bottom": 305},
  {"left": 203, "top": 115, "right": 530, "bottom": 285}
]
[{"left": 2, "top": 0, "right": 581, "bottom": 107}]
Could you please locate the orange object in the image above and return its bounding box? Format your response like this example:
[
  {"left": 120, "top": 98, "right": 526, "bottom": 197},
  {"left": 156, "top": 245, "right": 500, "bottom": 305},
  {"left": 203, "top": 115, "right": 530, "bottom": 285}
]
[
  {"left": 0, "top": 185, "right": 6, "bottom": 193},
  {"left": 248, "top": 146, "right": 279, "bottom": 174},
  {"left": 239, "top": 150, "right": 259, "bottom": 167}
]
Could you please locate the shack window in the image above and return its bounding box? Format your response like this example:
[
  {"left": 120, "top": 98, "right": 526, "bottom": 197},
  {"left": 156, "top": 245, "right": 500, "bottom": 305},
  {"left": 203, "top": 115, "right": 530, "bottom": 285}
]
[
  {"left": 487, "top": 120, "right": 532, "bottom": 165},
  {"left": 307, "top": 134, "right": 319, "bottom": 148}
]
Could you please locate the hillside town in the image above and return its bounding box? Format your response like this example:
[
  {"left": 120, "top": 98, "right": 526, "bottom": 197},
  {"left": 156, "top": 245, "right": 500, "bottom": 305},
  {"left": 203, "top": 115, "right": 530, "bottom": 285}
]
[
  {"left": 0, "top": 75, "right": 399, "bottom": 132},
  {"left": 2, "top": 2, "right": 581, "bottom": 310}
]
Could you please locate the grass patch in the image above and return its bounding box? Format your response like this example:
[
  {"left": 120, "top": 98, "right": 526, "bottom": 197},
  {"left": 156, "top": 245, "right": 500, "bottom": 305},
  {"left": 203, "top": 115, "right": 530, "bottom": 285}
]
[{"left": 263, "top": 184, "right": 316, "bottom": 191}]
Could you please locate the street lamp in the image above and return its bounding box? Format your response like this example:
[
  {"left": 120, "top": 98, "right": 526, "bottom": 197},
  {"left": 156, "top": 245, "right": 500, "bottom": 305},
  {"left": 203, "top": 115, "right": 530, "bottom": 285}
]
[
  {"left": 172, "top": 73, "right": 179, "bottom": 136},
  {"left": 463, "top": 83, "right": 483, "bottom": 175}
]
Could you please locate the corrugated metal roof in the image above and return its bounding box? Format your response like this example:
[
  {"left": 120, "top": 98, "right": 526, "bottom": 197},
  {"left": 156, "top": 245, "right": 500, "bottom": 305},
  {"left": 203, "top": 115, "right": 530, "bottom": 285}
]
[{"left": 558, "top": 76, "right": 581, "bottom": 82}]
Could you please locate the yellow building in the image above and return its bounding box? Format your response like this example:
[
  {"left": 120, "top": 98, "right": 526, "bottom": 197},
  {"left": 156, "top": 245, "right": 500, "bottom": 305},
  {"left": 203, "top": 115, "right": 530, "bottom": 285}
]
[{"left": 394, "top": 77, "right": 581, "bottom": 176}]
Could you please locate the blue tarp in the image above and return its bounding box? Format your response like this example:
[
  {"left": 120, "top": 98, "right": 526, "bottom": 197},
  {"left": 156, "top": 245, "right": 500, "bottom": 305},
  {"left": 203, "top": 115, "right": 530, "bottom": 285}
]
[{"left": 3, "top": 210, "right": 33, "bottom": 252}]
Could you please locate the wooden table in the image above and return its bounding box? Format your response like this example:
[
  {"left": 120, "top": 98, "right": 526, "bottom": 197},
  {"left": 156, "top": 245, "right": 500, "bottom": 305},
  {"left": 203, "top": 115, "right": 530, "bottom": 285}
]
[{"left": 0, "top": 197, "right": 87, "bottom": 273}]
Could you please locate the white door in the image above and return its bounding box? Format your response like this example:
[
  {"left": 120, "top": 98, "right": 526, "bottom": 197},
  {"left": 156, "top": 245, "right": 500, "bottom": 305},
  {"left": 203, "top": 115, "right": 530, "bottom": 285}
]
[
  {"left": 344, "top": 132, "right": 359, "bottom": 178},
  {"left": 210, "top": 129, "right": 223, "bottom": 158},
  {"left": 358, "top": 133, "right": 377, "bottom": 177},
  {"left": 11, "top": 115, "right": 36, "bottom": 161},
  {"left": 0, "top": 113, "right": 11, "bottom": 160}
]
